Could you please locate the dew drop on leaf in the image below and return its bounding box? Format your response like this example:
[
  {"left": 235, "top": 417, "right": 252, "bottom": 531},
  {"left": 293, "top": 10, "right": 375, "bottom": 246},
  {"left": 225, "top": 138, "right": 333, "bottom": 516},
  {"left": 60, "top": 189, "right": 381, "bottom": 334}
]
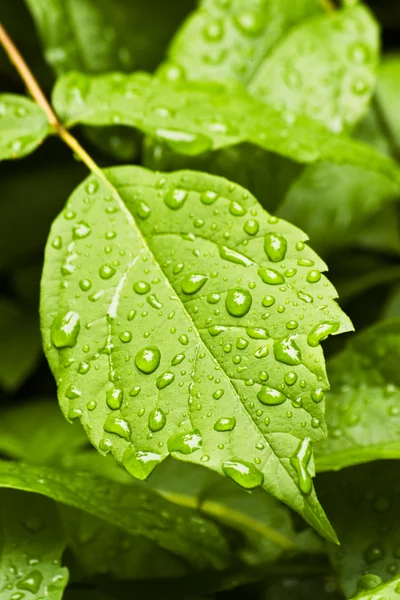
[
  {"left": 258, "top": 267, "right": 285, "bottom": 285},
  {"left": 135, "top": 346, "right": 161, "bottom": 374},
  {"left": 257, "top": 387, "right": 287, "bottom": 405},
  {"left": 148, "top": 407, "right": 167, "bottom": 432},
  {"left": 264, "top": 232, "right": 287, "bottom": 262},
  {"left": 168, "top": 430, "right": 202, "bottom": 454},
  {"left": 156, "top": 371, "right": 175, "bottom": 389},
  {"left": 290, "top": 437, "right": 313, "bottom": 496},
  {"left": 225, "top": 288, "right": 252, "bottom": 317},
  {"left": 214, "top": 416, "right": 236, "bottom": 431},
  {"left": 181, "top": 273, "right": 208, "bottom": 294},
  {"left": 51, "top": 311, "right": 80, "bottom": 348},
  {"left": 104, "top": 414, "right": 131, "bottom": 440},
  {"left": 133, "top": 280, "right": 150, "bottom": 294},
  {"left": 222, "top": 459, "right": 264, "bottom": 489},
  {"left": 106, "top": 387, "right": 123, "bottom": 410},
  {"left": 274, "top": 336, "right": 302, "bottom": 366},
  {"left": 307, "top": 321, "right": 340, "bottom": 347}
]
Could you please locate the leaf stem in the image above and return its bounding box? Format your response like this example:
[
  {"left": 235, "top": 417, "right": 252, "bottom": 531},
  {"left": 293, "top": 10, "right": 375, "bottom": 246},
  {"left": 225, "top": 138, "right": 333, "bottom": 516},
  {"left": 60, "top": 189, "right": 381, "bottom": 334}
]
[
  {"left": 158, "top": 489, "right": 297, "bottom": 551},
  {"left": 0, "top": 23, "right": 104, "bottom": 179}
]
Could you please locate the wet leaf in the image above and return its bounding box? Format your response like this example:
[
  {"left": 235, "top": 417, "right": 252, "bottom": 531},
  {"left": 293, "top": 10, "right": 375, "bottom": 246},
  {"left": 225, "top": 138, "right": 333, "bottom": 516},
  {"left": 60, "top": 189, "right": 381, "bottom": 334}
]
[{"left": 0, "top": 95, "right": 49, "bottom": 160}]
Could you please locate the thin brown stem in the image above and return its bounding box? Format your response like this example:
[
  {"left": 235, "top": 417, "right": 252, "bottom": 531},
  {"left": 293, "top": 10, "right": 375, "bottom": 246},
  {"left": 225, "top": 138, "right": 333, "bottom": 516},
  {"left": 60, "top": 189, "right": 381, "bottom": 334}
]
[{"left": 0, "top": 22, "right": 105, "bottom": 179}]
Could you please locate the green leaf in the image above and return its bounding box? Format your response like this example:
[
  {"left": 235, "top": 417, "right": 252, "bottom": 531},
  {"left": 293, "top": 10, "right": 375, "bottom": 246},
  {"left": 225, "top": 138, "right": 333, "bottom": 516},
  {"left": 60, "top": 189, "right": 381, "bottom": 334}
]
[
  {"left": 0, "top": 460, "right": 229, "bottom": 569},
  {"left": 148, "top": 460, "right": 325, "bottom": 566},
  {"left": 0, "top": 94, "right": 50, "bottom": 161},
  {"left": 315, "top": 320, "right": 400, "bottom": 472},
  {"left": 377, "top": 55, "right": 400, "bottom": 146},
  {"left": 249, "top": 5, "right": 379, "bottom": 132},
  {"left": 24, "top": 0, "right": 195, "bottom": 75},
  {"left": 262, "top": 576, "right": 343, "bottom": 600},
  {"left": 0, "top": 297, "right": 42, "bottom": 391},
  {"left": 317, "top": 462, "right": 400, "bottom": 598},
  {"left": 383, "top": 285, "right": 400, "bottom": 320},
  {"left": 40, "top": 166, "right": 352, "bottom": 542},
  {"left": 278, "top": 161, "right": 399, "bottom": 254},
  {"left": 61, "top": 506, "right": 187, "bottom": 581},
  {"left": 351, "top": 575, "right": 400, "bottom": 599},
  {"left": 53, "top": 72, "right": 400, "bottom": 185},
  {"left": 0, "top": 398, "right": 88, "bottom": 464},
  {"left": 163, "top": 0, "right": 321, "bottom": 87},
  {"left": 0, "top": 489, "right": 68, "bottom": 599}
]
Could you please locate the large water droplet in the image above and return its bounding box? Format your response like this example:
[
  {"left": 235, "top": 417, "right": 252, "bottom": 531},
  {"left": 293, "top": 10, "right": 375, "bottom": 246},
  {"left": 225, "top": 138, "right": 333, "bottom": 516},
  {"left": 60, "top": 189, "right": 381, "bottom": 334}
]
[
  {"left": 133, "top": 280, "right": 150, "bottom": 294},
  {"left": 148, "top": 407, "right": 167, "bottom": 431},
  {"left": 307, "top": 321, "right": 340, "bottom": 347},
  {"left": 99, "top": 264, "right": 116, "bottom": 279},
  {"left": 222, "top": 459, "right": 264, "bottom": 489},
  {"left": 246, "top": 327, "right": 268, "bottom": 339},
  {"left": 243, "top": 219, "right": 259, "bottom": 235},
  {"left": 219, "top": 245, "right": 253, "bottom": 267},
  {"left": 290, "top": 437, "right": 313, "bottom": 495},
  {"left": 168, "top": 430, "right": 202, "bottom": 454},
  {"left": 274, "top": 336, "right": 302, "bottom": 366},
  {"left": 225, "top": 288, "right": 252, "bottom": 317},
  {"left": 356, "top": 574, "right": 383, "bottom": 594},
  {"left": 123, "top": 446, "right": 162, "bottom": 480},
  {"left": 135, "top": 346, "right": 161, "bottom": 374},
  {"left": 51, "top": 311, "right": 80, "bottom": 348},
  {"left": 181, "top": 273, "right": 208, "bottom": 294},
  {"left": 106, "top": 387, "right": 123, "bottom": 410},
  {"left": 258, "top": 267, "right": 285, "bottom": 285},
  {"left": 164, "top": 188, "right": 188, "bottom": 210},
  {"left": 73, "top": 221, "right": 92, "bottom": 239},
  {"left": 16, "top": 570, "right": 43, "bottom": 593},
  {"left": 264, "top": 233, "right": 287, "bottom": 262},
  {"left": 214, "top": 416, "right": 236, "bottom": 431},
  {"left": 257, "top": 386, "right": 287, "bottom": 405},
  {"left": 156, "top": 129, "right": 212, "bottom": 156},
  {"left": 104, "top": 414, "right": 131, "bottom": 440}
]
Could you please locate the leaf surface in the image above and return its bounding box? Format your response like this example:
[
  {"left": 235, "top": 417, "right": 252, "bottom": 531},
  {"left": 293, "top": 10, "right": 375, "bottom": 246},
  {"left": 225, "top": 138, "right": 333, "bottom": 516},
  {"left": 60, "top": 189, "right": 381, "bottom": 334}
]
[
  {"left": 377, "top": 55, "right": 400, "bottom": 146},
  {"left": 52, "top": 72, "right": 400, "bottom": 185},
  {"left": 0, "top": 297, "right": 42, "bottom": 391},
  {"left": 0, "top": 94, "right": 49, "bottom": 160},
  {"left": 0, "top": 489, "right": 68, "bottom": 599},
  {"left": 0, "top": 460, "right": 229, "bottom": 569},
  {"left": 41, "top": 165, "right": 352, "bottom": 541},
  {"left": 163, "top": 0, "right": 321, "bottom": 87},
  {"left": 315, "top": 320, "right": 400, "bottom": 472},
  {"left": 317, "top": 462, "right": 400, "bottom": 598},
  {"left": 351, "top": 576, "right": 400, "bottom": 599}
]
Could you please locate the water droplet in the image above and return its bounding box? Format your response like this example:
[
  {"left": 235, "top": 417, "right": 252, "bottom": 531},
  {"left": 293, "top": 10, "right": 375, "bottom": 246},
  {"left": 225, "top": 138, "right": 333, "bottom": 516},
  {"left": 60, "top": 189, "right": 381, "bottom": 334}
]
[
  {"left": 258, "top": 267, "right": 285, "bottom": 285},
  {"left": 133, "top": 280, "right": 150, "bottom": 294},
  {"left": 208, "top": 325, "right": 227, "bottom": 336},
  {"left": 164, "top": 188, "right": 188, "bottom": 210},
  {"left": 243, "top": 219, "right": 259, "bottom": 235},
  {"left": 172, "top": 353, "right": 185, "bottom": 366},
  {"left": 200, "top": 190, "right": 218, "bottom": 205},
  {"left": 274, "top": 336, "right": 302, "bottom": 366},
  {"left": 52, "top": 235, "right": 62, "bottom": 249},
  {"left": 222, "top": 459, "right": 264, "bottom": 489},
  {"left": 119, "top": 331, "right": 132, "bottom": 343},
  {"left": 168, "top": 430, "right": 202, "bottom": 454},
  {"left": 16, "top": 570, "right": 43, "bottom": 593},
  {"left": 233, "top": 11, "right": 266, "bottom": 37},
  {"left": 156, "top": 371, "right": 175, "bottom": 389},
  {"left": 123, "top": 446, "right": 162, "bottom": 480},
  {"left": 181, "top": 273, "right": 208, "bottom": 294},
  {"left": 236, "top": 337, "right": 248, "bottom": 349},
  {"left": 79, "top": 279, "right": 92, "bottom": 292},
  {"left": 65, "top": 384, "right": 81, "bottom": 399},
  {"left": 178, "top": 334, "right": 189, "bottom": 345},
  {"left": 307, "top": 270, "right": 321, "bottom": 283},
  {"left": 213, "top": 389, "right": 225, "bottom": 399},
  {"left": 51, "top": 311, "right": 80, "bottom": 348},
  {"left": 311, "top": 388, "right": 325, "bottom": 403},
  {"left": 229, "top": 200, "right": 246, "bottom": 217},
  {"left": 356, "top": 574, "right": 383, "bottom": 594},
  {"left": 68, "top": 407, "right": 82, "bottom": 420},
  {"left": 73, "top": 221, "right": 92, "bottom": 239},
  {"left": 207, "top": 293, "right": 220, "bottom": 304},
  {"left": 264, "top": 233, "right": 287, "bottom": 262},
  {"left": 104, "top": 414, "right": 131, "bottom": 440},
  {"left": 297, "top": 291, "right": 313, "bottom": 303},
  {"left": 214, "top": 416, "right": 236, "bottom": 431},
  {"left": 246, "top": 327, "right": 268, "bottom": 339},
  {"left": 290, "top": 437, "right": 313, "bottom": 495},
  {"left": 364, "top": 544, "right": 385, "bottom": 564},
  {"left": 285, "top": 372, "right": 298, "bottom": 386},
  {"left": 254, "top": 345, "right": 268, "bottom": 358},
  {"left": 257, "top": 386, "right": 287, "bottom": 405},
  {"left": 129, "top": 386, "right": 141, "bottom": 396},
  {"left": 219, "top": 245, "right": 253, "bottom": 267},
  {"left": 225, "top": 288, "right": 252, "bottom": 317},
  {"left": 307, "top": 321, "right": 340, "bottom": 347},
  {"left": 148, "top": 407, "right": 167, "bottom": 431},
  {"left": 137, "top": 201, "right": 151, "bottom": 219},
  {"left": 348, "top": 42, "right": 370, "bottom": 65},
  {"left": 135, "top": 346, "right": 161, "bottom": 374},
  {"left": 87, "top": 400, "right": 97, "bottom": 411},
  {"left": 106, "top": 387, "right": 123, "bottom": 409},
  {"left": 99, "top": 264, "right": 116, "bottom": 279}
]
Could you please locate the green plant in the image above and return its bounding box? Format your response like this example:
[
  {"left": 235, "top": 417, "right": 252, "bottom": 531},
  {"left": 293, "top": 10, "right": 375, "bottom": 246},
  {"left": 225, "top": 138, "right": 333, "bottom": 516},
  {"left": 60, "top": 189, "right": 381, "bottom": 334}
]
[{"left": 1, "top": 0, "right": 400, "bottom": 598}]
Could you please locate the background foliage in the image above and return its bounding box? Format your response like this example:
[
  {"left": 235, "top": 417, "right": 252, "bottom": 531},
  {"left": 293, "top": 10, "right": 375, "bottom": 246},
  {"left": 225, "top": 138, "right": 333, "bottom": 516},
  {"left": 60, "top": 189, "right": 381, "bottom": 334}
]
[{"left": 1, "top": 0, "right": 400, "bottom": 598}]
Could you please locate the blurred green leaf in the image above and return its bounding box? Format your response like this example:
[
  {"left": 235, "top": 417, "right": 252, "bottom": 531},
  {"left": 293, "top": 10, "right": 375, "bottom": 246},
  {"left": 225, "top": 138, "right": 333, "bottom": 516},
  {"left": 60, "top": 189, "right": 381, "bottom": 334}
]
[
  {"left": 0, "top": 297, "right": 41, "bottom": 392},
  {"left": 0, "top": 489, "right": 68, "bottom": 599}
]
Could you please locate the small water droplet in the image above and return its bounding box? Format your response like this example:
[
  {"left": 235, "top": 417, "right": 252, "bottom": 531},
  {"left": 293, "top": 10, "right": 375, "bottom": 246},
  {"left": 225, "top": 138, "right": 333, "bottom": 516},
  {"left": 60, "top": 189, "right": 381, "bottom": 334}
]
[
  {"left": 307, "top": 270, "right": 321, "bottom": 283},
  {"left": 214, "top": 416, "right": 236, "bottom": 431},
  {"left": 148, "top": 407, "right": 167, "bottom": 431},
  {"left": 181, "top": 273, "right": 208, "bottom": 294},
  {"left": 172, "top": 353, "right": 185, "bottom": 366},
  {"left": 257, "top": 386, "right": 287, "bottom": 405},
  {"left": 307, "top": 321, "right": 340, "bottom": 347},
  {"left": 264, "top": 233, "right": 287, "bottom": 262},
  {"left": 123, "top": 446, "right": 162, "bottom": 480},
  {"left": 213, "top": 389, "right": 225, "bottom": 399},
  {"left": 133, "top": 280, "right": 150, "bottom": 294},
  {"left": 168, "top": 430, "right": 202, "bottom": 454},
  {"left": 258, "top": 267, "right": 285, "bottom": 285},
  {"left": 51, "top": 311, "right": 80, "bottom": 348},
  {"left": 73, "top": 221, "right": 92, "bottom": 239},
  {"left": 164, "top": 188, "right": 188, "bottom": 210},
  {"left": 99, "top": 264, "right": 116, "bottom": 279},
  {"left": 246, "top": 327, "right": 268, "bottom": 339},
  {"left": 290, "top": 437, "right": 313, "bottom": 495},
  {"left": 104, "top": 414, "right": 131, "bottom": 440},
  {"left": 364, "top": 544, "right": 385, "bottom": 564},
  {"left": 106, "top": 387, "right": 123, "bottom": 409},
  {"left": 222, "top": 459, "right": 264, "bottom": 489},
  {"left": 243, "top": 219, "right": 259, "bottom": 235},
  {"left": 156, "top": 371, "right": 175, "bottom": 389}
]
